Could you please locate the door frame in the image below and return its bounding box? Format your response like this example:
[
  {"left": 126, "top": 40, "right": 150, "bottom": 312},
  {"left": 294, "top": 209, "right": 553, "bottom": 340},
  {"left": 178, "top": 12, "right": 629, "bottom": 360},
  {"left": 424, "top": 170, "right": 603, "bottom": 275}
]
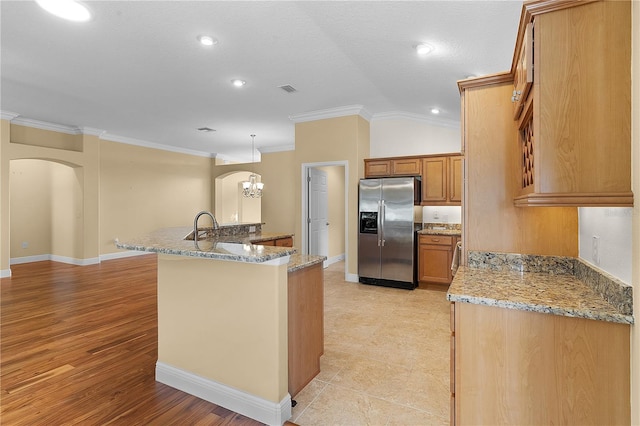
[{"left": 301, "top": 161, "right": 349, "bottom": 278}]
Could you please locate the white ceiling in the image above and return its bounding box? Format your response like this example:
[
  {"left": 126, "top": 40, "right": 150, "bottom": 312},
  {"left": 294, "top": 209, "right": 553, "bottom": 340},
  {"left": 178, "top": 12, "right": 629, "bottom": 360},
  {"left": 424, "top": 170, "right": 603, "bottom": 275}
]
[{"left": 1, "top": 1, "right": 522, "bottom": 162}]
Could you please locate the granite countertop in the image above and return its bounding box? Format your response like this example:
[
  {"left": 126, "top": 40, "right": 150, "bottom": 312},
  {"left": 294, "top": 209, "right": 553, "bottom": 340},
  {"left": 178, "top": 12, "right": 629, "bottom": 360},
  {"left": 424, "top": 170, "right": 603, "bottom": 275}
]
[
  {"left": 418, "top": 228, "right": 462, "bottom": 236},
  {"left": 116, "top": 226, "right": 296, "bottom": 264},
  {"left": 287, "top": 254, "right": 326, "bottom": 273},
  {"left": 448, "top": 265, "right": 633, "bottom": 325},
  {"left": 418, "top": 223, "right": 462, "bottom": 236}
]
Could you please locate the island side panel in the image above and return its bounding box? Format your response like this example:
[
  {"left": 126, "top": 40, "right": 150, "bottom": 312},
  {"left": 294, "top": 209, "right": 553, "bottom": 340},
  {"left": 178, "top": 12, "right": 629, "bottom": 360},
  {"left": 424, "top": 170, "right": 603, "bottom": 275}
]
[{"left": 157, "top": 254, "right": 288, "bottom": 404}]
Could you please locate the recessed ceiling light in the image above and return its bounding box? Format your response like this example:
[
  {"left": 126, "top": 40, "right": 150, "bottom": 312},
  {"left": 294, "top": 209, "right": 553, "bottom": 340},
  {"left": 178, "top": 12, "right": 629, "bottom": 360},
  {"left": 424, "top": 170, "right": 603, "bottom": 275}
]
[
  {"left": 198, "top": 35, "right": 217, "bottom": 46},
  {"left": 416, "top": 43, "right": 434, "bottom": 56},
  {"left": 197, "top": 127, "right": 216, "bottom": 132},
  {"left": 231, "top": 79, "right": 246, "bottom": 87},
  {"left": 36, "top": 0, "right": 91, "bottom": 22},
  {"left": 431, "top": 108, "right": 440, "bottom": 114}
]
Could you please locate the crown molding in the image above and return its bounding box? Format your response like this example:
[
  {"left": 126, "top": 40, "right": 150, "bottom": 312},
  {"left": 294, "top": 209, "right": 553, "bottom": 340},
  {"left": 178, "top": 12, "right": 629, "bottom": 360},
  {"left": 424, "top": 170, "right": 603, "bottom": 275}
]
[
  {"left": 10, "top": 116, "right": 82, "bottom": 135},
  {"left": 1, "top": 111, "right": 20, "bottom": 121},
  {"left": 101, "top": 133, "right": 215, "bottom": 158},
  {"left": 80, "top": 127, "right": 107, "bottom": 137},
  {"left": 258, "top": 144, "right": 295, "bottom": 154},
  {"left": 289, "top": 104, "right": 373, "bottom": 123},
  {"left": 371, "top": 111, "right": 460, "bottom": 129}
]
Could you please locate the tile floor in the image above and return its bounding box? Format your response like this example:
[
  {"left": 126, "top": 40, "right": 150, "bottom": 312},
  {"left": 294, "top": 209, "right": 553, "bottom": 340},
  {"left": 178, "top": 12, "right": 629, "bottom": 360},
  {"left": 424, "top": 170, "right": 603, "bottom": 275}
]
[{"left": 291, "top": 261, "right": 451, "bottom": 425}]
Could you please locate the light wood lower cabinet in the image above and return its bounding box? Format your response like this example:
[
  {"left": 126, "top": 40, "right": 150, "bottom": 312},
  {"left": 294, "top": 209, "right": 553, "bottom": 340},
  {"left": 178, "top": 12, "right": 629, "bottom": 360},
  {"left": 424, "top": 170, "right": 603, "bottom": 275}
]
[
  {"left": 451, "top": 302, "right": 630, "bottom": 425},
  {"left": 257, "top": 236, "right": 293, "bottom": 247},
  {"left": 287, "top": 262, "right": 324, "bottom": 397},
  {"left": 418, "top": 235, "right": 454, "bottom": 284}
]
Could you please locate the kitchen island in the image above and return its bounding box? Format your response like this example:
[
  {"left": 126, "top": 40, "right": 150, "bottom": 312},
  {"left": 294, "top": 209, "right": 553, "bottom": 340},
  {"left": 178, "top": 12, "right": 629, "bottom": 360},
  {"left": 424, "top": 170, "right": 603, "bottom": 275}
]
[
  {"left": 447, "top": 252, "right": 633, "bottom": 425},
  {"left": 116, "top": 225, "right": 324, "bottom": 426}
]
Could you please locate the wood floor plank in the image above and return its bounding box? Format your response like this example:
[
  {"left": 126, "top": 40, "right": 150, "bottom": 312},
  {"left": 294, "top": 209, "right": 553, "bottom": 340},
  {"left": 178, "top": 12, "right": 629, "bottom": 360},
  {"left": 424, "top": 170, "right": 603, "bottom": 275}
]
[{"left": 0, "top": 255, "right": 268, "bottom": 425}]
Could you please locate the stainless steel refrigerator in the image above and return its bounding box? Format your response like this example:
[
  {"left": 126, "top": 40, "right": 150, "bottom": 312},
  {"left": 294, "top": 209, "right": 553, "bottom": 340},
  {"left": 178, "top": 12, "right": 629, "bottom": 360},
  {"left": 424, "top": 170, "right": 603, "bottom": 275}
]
[{"left": 358, "top": 177, "right": 419, "bottom": 290}]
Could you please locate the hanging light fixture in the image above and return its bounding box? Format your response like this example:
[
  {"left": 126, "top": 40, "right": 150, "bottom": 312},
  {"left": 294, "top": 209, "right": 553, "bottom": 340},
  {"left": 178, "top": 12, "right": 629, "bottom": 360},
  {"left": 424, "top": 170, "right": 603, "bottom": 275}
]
[{"left": 242, "top": 134, "right": 264, "bottom": 198}]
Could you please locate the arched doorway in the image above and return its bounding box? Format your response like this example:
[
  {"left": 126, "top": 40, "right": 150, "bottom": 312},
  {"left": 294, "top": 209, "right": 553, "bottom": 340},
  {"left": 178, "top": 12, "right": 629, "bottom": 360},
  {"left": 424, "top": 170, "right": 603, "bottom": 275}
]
[{"left": 214, "top": 171, "right": 262, "bottom": 224}]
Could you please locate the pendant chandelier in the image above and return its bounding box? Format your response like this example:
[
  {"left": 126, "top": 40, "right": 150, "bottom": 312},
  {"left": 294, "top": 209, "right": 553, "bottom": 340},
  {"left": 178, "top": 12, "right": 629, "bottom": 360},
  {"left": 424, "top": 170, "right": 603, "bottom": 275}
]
[{"left": 242, "top": 134, "right": 264, "bottom": 198}]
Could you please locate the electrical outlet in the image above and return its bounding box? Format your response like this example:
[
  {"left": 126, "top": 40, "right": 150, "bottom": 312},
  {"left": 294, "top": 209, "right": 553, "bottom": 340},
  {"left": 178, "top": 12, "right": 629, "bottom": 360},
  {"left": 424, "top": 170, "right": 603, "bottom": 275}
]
[
  {"left": 433, "top": 211, "right": 439, "bottom": 220},
  {"left": 249, "top": 225, "right": 256, "bottom": 233},
  {"left": 592, "top": 236, "right": 600, "bottom": 266},
  {"left": 21, "top": 241, "right": 28, "bottom": 249}
]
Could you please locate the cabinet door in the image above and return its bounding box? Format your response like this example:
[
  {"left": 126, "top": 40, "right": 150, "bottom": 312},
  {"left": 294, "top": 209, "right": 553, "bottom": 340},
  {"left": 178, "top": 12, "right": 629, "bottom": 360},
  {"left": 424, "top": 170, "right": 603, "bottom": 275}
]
[
  {"left": 449, "top": 156, "right": 463, "bottom": 203},
  {"left": 418, "top": 244, "right": 453, "bottom": 284},
  {"left": 364, "top": 160, "right": 391, "bottom": 177},
  {"left": 391, "top": 158, "right": 422, "bottom": 176},
  {"left": 512, "top": 22, "right": 533, "bottom": 119},
  {"left": 422, "top": 157, "right": 447, "bottom": 202},
  {"left": 275, "top": 237, "right": 293, "bottom": 247}
]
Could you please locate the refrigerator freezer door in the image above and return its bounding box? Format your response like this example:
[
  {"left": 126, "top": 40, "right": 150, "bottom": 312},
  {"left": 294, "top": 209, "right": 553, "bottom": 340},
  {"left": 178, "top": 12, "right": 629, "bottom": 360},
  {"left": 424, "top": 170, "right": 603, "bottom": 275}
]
[{"left": 358, "top": 179, "right": 382, "bottom": 280}]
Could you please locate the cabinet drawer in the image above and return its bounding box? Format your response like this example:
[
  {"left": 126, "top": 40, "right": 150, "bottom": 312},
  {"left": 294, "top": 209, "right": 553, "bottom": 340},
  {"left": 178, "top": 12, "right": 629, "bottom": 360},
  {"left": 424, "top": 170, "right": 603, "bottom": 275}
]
[{"left": 419, "top": 235, "right": 453, "bottom": 246}]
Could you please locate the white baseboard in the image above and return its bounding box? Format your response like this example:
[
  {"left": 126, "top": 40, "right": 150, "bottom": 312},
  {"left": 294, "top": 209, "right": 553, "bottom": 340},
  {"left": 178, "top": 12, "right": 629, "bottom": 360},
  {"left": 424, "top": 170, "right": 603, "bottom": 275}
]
[
  {"left": 0, "top": 268, "right": 11, "bottom": 278},
  {"left": 51, "top": 255, "right": 100, "bottom": 266},
  {"left": 100, "top": 250, "right": 152, "bottom": 262},
  {"left": 10, "top": 254, "right": 100, "bottom": 266},
  {"left": 10, "top": 254, "right": 51, "bottom": 265},
  {"left": 345, "top": 272, "right": 359, "bottom": 283},
  {"left": 325, "top": 253, "right": 345, "bottom": 267},
  {"left": 156, "top": 362, "right": 291, "bottom": 426}
]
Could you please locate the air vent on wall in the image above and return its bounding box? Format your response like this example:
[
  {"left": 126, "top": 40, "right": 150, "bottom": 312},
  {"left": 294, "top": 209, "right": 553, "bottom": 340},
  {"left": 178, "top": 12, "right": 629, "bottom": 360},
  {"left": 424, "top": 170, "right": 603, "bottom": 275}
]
[
  {"left": 197, "top": 127, "right": 216, "bottom": 132},
  {"left": 278, "top": 84, "right": 297, "bottom": 93}
]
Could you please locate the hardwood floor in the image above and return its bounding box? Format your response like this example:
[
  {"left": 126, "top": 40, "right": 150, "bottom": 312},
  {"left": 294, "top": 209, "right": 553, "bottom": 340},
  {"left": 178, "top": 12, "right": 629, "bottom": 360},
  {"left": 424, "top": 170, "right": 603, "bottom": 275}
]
[{"left": 0, "top": 255, "right": 272, "bottom": 425}]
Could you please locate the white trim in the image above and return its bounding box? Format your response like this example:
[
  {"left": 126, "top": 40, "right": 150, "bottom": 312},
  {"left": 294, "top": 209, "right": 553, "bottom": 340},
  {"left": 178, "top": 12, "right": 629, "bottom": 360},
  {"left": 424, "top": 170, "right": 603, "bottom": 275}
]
[
  {"left": 259, "top": 144, "right": 295, "bottom": 154},
  {"left": 10, "top": 116, "right": 81, "bottom": 134},
  {"left": 1, "top": 111, "right": 20, "bottom": 121},
  {"left": 100, "top": 133, "right": 215, "bottom": 158},
  {"left": 0, "top": 269, "right": 12, "bottom": 278},
  {"left": 325, "top": 253, "right": 345, "bottom": 267},
  {"left": 156, "top": 362, "right": 291, "bottom": 426},
  {"left": 301, "top": 161, "right": 350, "bottom": 283},
  {"left": 10, "top": 254, "right": 51, "bottom": 265},
  {"left": 289, "top": 105, "right": 372, "bottom": 123},
  {"left": 99, "top": 250, "right": 153, "bottom": 262},
  {"left": 345, "top": 272, "right": 359, "bottom": 283},
  {"left": 80, "top": 127, "right": 106, "bottom": 137},
  {"left": 371, "top": 110, "right": 460, "bottom": 129},
  {"left": 10, "top": 254, "right": 100, "bottom": 266},
  {"left": 50, "top": 255, "right": 100, "bottom": 265}
]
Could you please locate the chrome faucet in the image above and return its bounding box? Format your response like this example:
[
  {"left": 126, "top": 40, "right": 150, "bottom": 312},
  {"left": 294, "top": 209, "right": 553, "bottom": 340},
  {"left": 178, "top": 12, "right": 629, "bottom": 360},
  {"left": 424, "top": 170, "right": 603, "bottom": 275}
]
[{"left": 193, "top": 211, "right": 219, "bottom": 242}]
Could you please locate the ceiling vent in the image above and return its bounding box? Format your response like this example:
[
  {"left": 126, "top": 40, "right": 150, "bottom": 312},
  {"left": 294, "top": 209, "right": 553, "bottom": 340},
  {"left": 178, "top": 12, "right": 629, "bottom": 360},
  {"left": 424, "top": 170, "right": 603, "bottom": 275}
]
[
  {"left": 197, "top": 127, "right": 216, "bottom": 132},
  {"left": 278, "top": 84, "right": 297, "bottom": 93}
]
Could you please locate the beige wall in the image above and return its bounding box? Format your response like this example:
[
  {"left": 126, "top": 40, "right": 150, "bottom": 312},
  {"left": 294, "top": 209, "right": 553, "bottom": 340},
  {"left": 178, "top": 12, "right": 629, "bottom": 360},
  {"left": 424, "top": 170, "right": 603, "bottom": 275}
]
[
  {"left": 631, "top": 0, "right": 639, "bottom": 422},
  {"left": 295, "top": 115, "right": 369, "bottom": 279},
  {"left": 99, "top": 140, "right": 212, "bottom": 255},
  {"left": 10, "top": 159, "right": 53, "bottom": 257},
  {"left": 318, "top": 165, "right": 346, "bottom": 259}
]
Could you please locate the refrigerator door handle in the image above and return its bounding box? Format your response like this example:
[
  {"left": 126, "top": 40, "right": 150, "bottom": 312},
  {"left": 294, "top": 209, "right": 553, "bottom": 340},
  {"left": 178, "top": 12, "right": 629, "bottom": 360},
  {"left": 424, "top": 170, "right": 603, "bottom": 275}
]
[{"left": 380, "top": 200, "right": 385, "bottom": 246}]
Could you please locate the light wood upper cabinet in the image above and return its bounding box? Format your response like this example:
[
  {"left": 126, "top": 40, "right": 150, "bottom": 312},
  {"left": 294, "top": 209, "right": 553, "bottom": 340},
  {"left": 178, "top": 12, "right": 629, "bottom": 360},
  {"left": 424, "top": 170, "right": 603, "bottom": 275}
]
[
  {"left": 364, "top": 154, "right": 462, "bottom": 206},
  {"left": 512, "top": 22, "right": 533, "bottom": 120},
  {"left": 422, "top": 155, "right": 462, "bottom": 206},
  {"left": 513, "top": 0, "right": 633, "bottom": 207},
  {"left": 422, "top": 157, "right": 447, "bottom": 202},
  {"left": 391, "top": 157, "right": 422, "bottom": 176},
  {"left": 449, "top": 156, "right": 463, "bottom": 203},
  {"left": 364, "top": 159, "right": 392, "bottom": 177},
  {"left": 364, "top": 157, "right": 421, "bottom": 177}
]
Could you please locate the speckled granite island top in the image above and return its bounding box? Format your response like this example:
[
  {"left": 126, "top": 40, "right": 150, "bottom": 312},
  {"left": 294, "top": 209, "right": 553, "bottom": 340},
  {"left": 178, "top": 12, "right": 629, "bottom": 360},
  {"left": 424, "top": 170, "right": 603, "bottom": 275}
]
[
  {"left": 447, "top": 252, "right": 633, "bottom": 325},
  {"left": 116, "top": 226, "right": 296, "bottom": 264}
]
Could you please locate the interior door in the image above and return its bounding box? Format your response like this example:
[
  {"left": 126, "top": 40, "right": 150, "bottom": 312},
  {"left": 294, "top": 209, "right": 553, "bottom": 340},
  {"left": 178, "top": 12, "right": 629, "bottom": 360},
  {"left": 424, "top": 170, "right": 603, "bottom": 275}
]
[{"left": 308, "top": 167, "right": 329, "bottom": 266}]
